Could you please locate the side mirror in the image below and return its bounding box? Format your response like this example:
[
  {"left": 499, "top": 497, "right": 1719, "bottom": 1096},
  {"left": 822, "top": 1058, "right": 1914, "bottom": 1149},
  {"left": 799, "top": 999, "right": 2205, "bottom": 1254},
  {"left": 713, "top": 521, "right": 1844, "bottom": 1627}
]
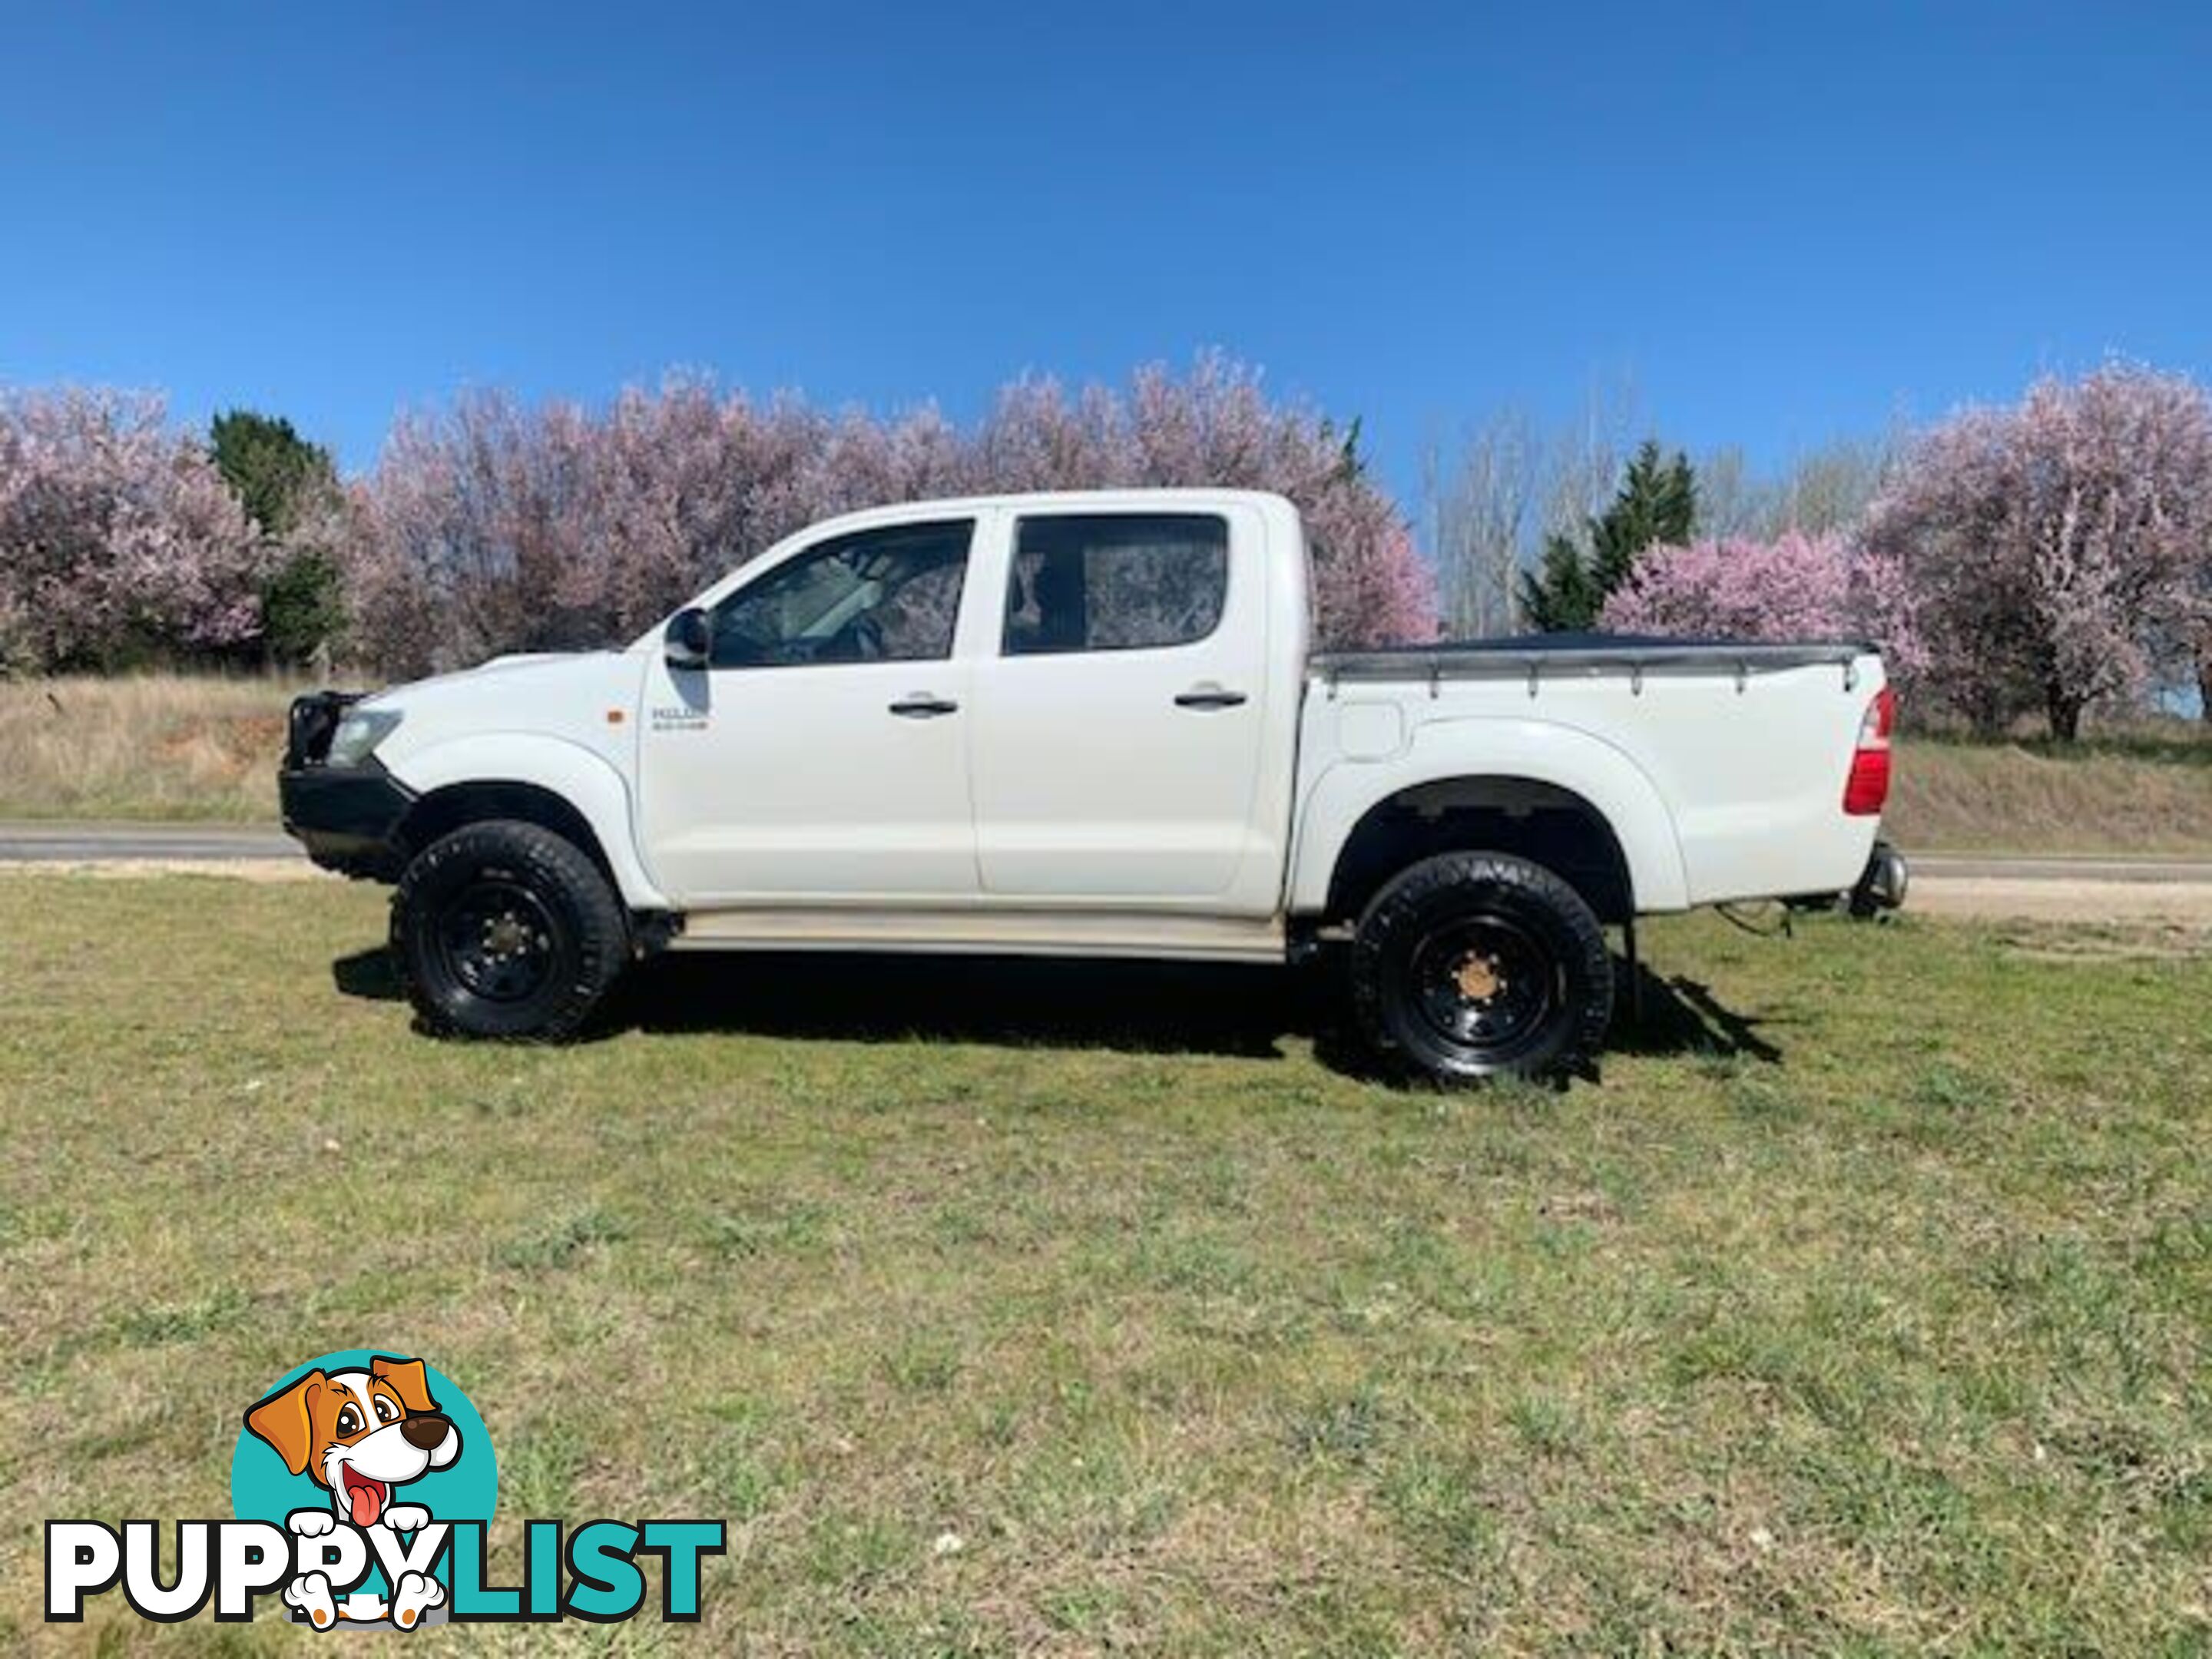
[{"left": 664, "top": 608, "right": 711, "bottom": 671}]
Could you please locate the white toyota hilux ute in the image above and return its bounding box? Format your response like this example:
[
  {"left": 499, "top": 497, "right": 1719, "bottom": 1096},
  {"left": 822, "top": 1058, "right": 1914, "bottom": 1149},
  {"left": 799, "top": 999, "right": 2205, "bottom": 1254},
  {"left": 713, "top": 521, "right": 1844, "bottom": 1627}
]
[{"left": 280, "top": 488, "right": 1899, "bottom": 1082}]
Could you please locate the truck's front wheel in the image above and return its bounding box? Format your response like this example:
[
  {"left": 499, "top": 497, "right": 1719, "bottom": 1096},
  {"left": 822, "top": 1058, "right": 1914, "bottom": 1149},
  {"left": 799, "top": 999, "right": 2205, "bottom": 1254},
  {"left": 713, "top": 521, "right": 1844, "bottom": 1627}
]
[
  {"left": 392, "top": 820, "right": 629, "bottom": 1040},
  {"left": 1349, "top": 852, "right": 1613, "bottom": 1084}
]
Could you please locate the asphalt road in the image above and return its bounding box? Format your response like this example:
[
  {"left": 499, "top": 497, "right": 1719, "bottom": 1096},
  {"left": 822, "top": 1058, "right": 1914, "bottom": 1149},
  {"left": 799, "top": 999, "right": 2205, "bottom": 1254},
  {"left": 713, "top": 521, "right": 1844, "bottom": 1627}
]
[
  {"left": 1909, "top": 853, "right": 2212, "bottom": 883},
  {"left": 0, "top": 822, "right": 298, "bottom": 861},
  {"left": 2, "top": 823, "right": 2210, "bottom": 883}
]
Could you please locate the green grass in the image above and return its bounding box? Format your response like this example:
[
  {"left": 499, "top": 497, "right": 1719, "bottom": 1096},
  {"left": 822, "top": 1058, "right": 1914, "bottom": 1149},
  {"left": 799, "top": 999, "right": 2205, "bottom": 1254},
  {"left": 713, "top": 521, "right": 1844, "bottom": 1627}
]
[{"left": 2, "top": 876, "right": 2210, "bottom": 1654}]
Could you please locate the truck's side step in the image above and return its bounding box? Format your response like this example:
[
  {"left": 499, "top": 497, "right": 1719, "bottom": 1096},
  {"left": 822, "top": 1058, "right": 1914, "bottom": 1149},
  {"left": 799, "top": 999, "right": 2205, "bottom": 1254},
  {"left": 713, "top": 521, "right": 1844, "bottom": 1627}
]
[{"left": 671, "top": 906, "right": 1287, "bottom": 963}]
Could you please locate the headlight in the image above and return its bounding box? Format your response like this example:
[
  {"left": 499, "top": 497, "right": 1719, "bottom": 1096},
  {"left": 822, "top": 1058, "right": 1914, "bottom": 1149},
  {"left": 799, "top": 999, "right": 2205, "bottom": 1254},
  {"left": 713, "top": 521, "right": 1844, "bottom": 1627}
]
[{"left": 327, "top": 707, "right": 402, "bottom": 767}]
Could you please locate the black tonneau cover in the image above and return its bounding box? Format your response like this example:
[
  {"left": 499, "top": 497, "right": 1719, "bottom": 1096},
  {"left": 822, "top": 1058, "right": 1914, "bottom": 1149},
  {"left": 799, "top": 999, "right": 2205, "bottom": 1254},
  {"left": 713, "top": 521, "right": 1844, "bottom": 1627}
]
[{"left": 1310, "top": 631, "right": 1876, "bottom": 687}]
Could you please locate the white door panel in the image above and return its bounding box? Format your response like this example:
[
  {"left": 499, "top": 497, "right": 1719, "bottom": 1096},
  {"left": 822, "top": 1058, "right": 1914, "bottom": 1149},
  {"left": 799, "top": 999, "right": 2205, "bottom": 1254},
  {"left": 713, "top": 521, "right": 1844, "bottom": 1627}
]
[
  {"left": 638, "top": 660, "right": 976, "bottom": 902},
  {"left": 970, "top": 507, "right": 1270, "bottom": 902},
  {"left": 636, "top": 517, "right": 982, "bottom": 905}
]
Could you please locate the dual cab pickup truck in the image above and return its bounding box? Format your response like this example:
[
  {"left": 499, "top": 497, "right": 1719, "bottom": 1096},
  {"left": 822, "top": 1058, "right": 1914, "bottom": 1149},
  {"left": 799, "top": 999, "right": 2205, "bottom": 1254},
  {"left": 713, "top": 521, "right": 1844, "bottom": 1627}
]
[{"left": 280, "top": 489, "right": 1896, "bottom": 1083}]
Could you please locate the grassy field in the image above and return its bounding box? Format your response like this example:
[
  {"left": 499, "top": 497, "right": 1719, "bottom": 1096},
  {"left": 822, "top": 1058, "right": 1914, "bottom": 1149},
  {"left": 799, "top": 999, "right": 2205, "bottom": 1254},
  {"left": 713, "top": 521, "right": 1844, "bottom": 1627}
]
[
  {"left": 2, "top": 874, "right": 2207, "bottom": 1654},
  {"left": 5, "top": 675, "right": 2211, "bottom": 855}
]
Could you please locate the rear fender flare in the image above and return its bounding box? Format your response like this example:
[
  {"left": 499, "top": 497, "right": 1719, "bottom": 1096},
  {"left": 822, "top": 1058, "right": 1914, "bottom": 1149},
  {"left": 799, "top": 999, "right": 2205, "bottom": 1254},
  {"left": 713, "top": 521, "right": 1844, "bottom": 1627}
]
[{"left": 1289, "top": 716, "right": 1690, "bottom": 915}]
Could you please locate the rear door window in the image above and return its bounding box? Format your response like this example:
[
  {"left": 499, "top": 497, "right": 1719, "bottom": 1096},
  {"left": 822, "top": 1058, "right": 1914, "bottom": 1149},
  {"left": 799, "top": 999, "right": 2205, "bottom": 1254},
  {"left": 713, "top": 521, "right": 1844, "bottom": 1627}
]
[{"left": 1002, "top": 513, "right": 1228, "bottom": 655}]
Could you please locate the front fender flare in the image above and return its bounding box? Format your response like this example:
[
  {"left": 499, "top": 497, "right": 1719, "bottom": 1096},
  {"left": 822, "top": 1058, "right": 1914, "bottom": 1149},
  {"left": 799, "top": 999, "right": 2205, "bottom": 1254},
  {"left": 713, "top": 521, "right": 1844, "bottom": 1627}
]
[
  {"left": 1288, "top": 716, "right": 1690, "bottom": 915},
  {"left": 386, "top": 735, "right": 671, "bottom": 911}
]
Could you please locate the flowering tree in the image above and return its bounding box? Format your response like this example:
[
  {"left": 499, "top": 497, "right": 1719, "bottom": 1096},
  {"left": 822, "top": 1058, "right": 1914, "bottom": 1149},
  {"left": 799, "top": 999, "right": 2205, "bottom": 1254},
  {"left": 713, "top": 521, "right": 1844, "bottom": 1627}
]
[
  {"left": 1863, "top": 364, "right": 2212, "bottom": 739},
  {"left": 1599, "top": 529, "right": 1925, "bottom": 677},
  {"left": 969, "top": 377, "right": 1133, "bottom": 490},
  {"left": 933, "top": 356, "right": 1432, "bottom": 647},
  {"left": 350, "top": 355, "right": 1435, "bottom": 674},
  {"left": 0, "top": 389, "right": 267, "bottom": 672},
  {"left": 343, "top": 384, "right": 831, "bottom": 674},
  {"left": 1120, "top": 355, "right": 1433, "bottom": 647}
]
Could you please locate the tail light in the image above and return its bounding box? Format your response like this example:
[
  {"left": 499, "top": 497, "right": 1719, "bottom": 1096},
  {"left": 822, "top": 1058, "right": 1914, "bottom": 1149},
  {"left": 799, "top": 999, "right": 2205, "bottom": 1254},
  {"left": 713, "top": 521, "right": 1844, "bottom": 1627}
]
[{"left": 1843, "top": 686, "right": 1895, "bottom": 816}]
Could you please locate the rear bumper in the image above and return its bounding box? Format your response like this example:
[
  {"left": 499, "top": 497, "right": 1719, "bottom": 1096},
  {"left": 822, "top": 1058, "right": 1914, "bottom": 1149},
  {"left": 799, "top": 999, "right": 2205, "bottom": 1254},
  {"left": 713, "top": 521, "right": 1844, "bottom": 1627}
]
[
  {"left": 279, "top": 760, "right": 413, "bottom": 879},
  {"left": 1852, "top": 837, "right": 1909, "bottom": 914}
]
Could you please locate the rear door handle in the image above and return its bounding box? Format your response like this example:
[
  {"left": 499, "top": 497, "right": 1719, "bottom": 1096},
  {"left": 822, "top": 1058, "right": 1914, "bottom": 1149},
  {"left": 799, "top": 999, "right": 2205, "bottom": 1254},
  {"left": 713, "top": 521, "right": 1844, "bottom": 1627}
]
[
  {"left": 889, "top": 694, "right": 959, "bottom": 718},
  {"left": 1174, "top": 687, "right": 1247, "bottom": 710}
]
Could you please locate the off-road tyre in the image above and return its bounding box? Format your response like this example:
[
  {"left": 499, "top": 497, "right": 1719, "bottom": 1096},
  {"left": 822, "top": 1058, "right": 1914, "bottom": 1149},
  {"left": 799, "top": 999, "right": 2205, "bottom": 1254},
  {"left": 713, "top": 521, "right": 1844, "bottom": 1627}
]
[
  {"left": 391, "top": 820, "right": 629, "bottom": 1040},
  {"left": 1349, "top": 851, "right": 1613, "bottom": 1084}
]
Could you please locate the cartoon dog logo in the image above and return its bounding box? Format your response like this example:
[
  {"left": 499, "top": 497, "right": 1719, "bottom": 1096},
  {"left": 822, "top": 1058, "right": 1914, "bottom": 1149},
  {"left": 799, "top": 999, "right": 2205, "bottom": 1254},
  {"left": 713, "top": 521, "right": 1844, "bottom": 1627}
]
[{"left": 243, "top": 1354, "right": 459, "bottom": 1628}]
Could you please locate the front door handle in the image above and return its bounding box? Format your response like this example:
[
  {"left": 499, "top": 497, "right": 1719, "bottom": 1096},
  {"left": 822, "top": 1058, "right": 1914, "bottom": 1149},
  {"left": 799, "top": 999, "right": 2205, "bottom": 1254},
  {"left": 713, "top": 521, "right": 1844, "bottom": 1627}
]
[
  {"left": 889, "top": 694, "right": 959, "bottom": 718},
  {"left": 1174, "top": 687, "right": 1248, "bottom": 710}
]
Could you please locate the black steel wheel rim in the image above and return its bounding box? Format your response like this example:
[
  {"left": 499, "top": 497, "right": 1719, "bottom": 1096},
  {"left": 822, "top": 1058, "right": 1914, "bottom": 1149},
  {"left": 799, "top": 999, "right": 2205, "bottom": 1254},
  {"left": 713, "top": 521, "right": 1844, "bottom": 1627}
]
[
  {"left": 436, "top": 877, "right": 560, "bottom": 1004},
  {"left": 1406, "top": 916, "right": 1557, "bottom": 1054}
]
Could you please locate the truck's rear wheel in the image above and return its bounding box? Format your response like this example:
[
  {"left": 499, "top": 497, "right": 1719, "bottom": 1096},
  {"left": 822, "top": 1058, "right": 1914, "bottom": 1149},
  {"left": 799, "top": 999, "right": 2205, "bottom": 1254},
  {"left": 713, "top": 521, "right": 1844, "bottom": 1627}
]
[
  {"left": 1350, "top": 852, "right": 1613, "bottom": 1084},
  {"left": 392, "top": 820, "right": 629, "bottom": 1040}
]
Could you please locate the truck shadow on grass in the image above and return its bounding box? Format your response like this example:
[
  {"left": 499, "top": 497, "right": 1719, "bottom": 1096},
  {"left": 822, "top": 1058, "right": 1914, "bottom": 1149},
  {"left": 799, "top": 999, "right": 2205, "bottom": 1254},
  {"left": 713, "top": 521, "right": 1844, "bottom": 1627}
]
[
  {"left": 1605, "top": 970, "right": 1783, "bottom": 1065},
  {"left": 333, "top": 945, "right": 1782, "bottom": 1075}
]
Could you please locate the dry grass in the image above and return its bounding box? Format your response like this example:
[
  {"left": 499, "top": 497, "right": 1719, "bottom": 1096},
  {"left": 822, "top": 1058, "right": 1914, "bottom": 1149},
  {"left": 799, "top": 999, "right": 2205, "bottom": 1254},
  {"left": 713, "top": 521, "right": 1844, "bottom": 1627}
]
[
  {"left": 1887, "top": 731, "right": 2212, "bottom": 855},
  {"left": 0, "top": 674, "right": 302, "bottom": 821}
]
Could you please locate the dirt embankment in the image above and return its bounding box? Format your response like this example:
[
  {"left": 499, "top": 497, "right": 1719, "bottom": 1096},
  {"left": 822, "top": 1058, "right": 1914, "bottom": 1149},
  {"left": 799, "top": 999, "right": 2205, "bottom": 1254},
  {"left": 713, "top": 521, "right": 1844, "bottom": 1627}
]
[{"left": 1886, "top": 734, "right": 2212, "bottom": 856}]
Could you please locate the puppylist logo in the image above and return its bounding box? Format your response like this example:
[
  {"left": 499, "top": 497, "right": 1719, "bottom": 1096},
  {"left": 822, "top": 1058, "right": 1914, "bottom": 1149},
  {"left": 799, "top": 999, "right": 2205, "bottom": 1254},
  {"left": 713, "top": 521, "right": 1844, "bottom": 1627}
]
[{"left": 45, "top": 1349, "right": 725, "bottom": 1630}]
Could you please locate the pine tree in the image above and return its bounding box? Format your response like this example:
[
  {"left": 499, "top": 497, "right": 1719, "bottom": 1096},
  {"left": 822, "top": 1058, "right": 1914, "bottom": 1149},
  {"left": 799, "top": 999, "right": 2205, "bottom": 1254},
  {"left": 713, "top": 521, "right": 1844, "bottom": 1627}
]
[
  {"left": 1520, "top": 531, "right": 1600, "bottom": 632},
  {"left": 1590, "top": 441, "right": 1696, "bottom": 598},
  {"left": 210, "top": 410, "right": 335, "bottom": 537},
  {"left": 210, "top": 409, "right": 346, "bottom": 664},
  {"left": 1518, "top": 439, "right": 1697, "bottom": 631}
]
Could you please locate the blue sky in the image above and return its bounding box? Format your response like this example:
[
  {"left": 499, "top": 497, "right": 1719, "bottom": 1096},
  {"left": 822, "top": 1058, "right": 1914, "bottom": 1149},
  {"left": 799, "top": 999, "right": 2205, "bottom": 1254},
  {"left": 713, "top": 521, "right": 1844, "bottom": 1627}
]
[{"left": 4, "top": 1, "right": 2208, "bottom": 507}]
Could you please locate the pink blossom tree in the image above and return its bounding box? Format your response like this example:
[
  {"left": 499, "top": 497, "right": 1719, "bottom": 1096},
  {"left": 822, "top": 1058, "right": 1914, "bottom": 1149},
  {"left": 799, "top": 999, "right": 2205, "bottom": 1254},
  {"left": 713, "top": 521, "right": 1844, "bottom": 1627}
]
[
  {"left": 955, "top": 356, "right": 1434, "bottom": 646},
  {"left": 350, "top": 382, "right": 857, "bottom": 673},
  {"left": 350, "top": 355, "right": 1436, "bottom": 674},
  {"left": 348, "top": 389, "right": 594, "bottom": 673},
  {"left": 1863, "top": 364, "right": 2212, "bottom": 739},
  {"left": 969, "top": 377, "right": 1134, "bottom": 490},
  {"left": 0, "top": 388, "right": 267, "bottom": 672},
  {"left": 1599, "top": 529, "right": 1926, "bottom": 678},
  {"left": 1122, "top": 353, "right": 1435, "bottom": 647}
]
